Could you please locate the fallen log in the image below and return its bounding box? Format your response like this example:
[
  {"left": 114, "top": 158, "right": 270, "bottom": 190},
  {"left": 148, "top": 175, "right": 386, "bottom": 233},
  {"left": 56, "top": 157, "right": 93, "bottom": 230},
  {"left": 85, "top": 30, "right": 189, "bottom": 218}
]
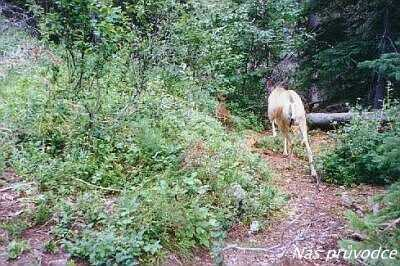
[{"left": 306, "top": 112, "right": 388, "bottom": 129}]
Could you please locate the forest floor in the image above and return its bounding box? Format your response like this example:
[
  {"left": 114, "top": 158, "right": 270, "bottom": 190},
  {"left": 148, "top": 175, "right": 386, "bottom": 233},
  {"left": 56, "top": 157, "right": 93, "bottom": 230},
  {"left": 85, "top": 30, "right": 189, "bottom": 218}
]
[
  {"left": 0, "top": 170, "right": 73, "bottom": 266},
  {"left": 0, "top": 131, "right": 383, "bottom": 266}
]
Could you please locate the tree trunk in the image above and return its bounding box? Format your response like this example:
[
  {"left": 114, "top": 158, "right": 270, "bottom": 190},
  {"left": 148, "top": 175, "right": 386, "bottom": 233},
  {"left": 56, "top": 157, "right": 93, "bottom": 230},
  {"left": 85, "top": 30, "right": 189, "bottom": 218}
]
[
  {"left": 306, "top": 112, "right": 387, "bottom": 129},
  {"left": 372, "top": 74, "right": 385, "bottom": 109},
  {"left": 371, "top": 7, "right": 392, "bottom": 109}
]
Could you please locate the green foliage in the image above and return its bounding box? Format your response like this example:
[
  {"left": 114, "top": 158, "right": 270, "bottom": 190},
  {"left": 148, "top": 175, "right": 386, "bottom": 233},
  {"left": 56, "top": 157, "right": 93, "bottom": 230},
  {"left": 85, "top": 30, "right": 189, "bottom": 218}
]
[
  {"left": 36, "top": 94, "right": 285, "bottom": 263},
  {"left": 3, "top": 1, "right": 395, "bottom": 265},
  {"left": 359, "top": 53, "right": 400, "bottom": 81},
  {"left": 21, "top": 0, "right": 308, "bottom": 128},
  {"left": 7, "top": 240, "right": 30, "bottom": 260},
  {"left": 341, "top": 181, "right": 400, "bottom": 265},
  {"left": 0, "top": 3, "right": 291, "bottom": 263},
  {"left": 34, "top": 198, "right": 52, "bottom": 225},
  {"left": 0, "top": 219, "right": 29, "bottom": 239},
  {"left": 255, "top": 135, "right": 283, "bottom": 152},
  {"left": 44, "top": 240, "right": 59, "bottom": 254},
  {"left": 319, "top": 102, "right": 400, "bottom": 185},
  {"left": 299, "top": 0, "right": 400, "bottom": 105},
  {"left": 167, "top": 0, "right": 307, "bottom": 125},
  {"left": 38, "top": 0, "right": 133, "bottom": 52}
]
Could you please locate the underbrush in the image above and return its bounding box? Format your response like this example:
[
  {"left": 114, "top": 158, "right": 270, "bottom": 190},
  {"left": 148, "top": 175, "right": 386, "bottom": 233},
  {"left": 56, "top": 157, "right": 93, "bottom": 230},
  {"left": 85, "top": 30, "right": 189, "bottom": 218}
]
[
  {"left": 318, "top": 100, "right": 400, "bottom": 264},
  {"left": 318, "top": 103, "right": 400, "bottom": 185},
  {"left": 0, "top": 29, "right": 284, "bottom": 265}
]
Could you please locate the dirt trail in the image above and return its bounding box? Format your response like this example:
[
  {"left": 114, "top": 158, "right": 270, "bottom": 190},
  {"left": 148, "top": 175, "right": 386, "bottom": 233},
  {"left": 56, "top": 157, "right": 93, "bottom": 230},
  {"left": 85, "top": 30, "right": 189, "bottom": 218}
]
[{"left": 220, "top": 131, "right": 383, "bottom": 266}]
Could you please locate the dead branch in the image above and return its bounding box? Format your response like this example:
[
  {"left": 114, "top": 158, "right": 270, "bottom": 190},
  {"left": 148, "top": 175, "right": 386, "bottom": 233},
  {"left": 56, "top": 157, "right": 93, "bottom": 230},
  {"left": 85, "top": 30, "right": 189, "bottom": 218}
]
[
  {"left": 71, "top": 176, "right": 122, "bottom": 193},
  {"left": 280, "top": 211, "right": 305, "bottom": 242},
  {"left": 382, "top": 217, "right": 400, "bottom": 232},
  {"left": 0, "top": 186, "right": 13, "bottom": 192},
  {"left": 222, "top": 244, "right": 281, "bottom": 253}
]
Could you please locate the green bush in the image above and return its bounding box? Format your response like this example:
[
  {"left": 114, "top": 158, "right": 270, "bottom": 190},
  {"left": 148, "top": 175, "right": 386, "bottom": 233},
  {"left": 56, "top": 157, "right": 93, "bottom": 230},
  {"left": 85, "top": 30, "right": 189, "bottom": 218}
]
[
  {"left": 33, "top": 83, "right": 285, "bottom": 263},
  {"left": 317, "top": 98, "right": 400, "bottom": 265},
  {"left": 319, "top": 103, "right": 400, "bottom": 185}
]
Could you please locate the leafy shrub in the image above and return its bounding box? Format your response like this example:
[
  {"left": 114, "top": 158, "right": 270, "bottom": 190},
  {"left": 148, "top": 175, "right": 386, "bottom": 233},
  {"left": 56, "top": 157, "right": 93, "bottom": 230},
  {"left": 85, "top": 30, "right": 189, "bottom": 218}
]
[
  {"left": 319, "top": 103, "right": 400, "bottom": 185},
  {"left": 1, "top": 26, "right": 284, "bottom": 266},
  {"left": 318, "top": 98, "right": 400, "bottom": 264},
  {"left": 40, "top": 88, "right": 286, "bottom": 263}
]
